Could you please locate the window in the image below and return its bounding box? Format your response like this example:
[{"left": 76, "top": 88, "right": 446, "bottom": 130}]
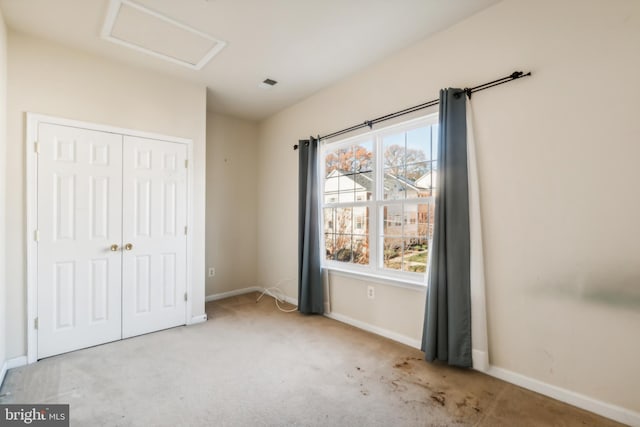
[{"left": 321, "top": 115, "right": 438, "bottom": 282}]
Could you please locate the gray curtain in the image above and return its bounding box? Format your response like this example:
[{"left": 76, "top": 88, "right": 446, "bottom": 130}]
[
  {"left": 422, "top": 89, "right": 472, "bottom": 367},
  {"left": 298, "top": 137, "right": 324, "bottom": 314}
]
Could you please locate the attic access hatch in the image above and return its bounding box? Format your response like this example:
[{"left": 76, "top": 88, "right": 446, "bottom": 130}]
[{"left": 101, "top": 0, "right": 226, "bottom": 70}]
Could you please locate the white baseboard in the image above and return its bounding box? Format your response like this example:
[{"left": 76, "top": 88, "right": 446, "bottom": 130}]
[
  {"left": 6, "top": 356, "right": 27, "bottom": 370},
  {"left": 0, "top": 360, "right": 6, "bottom": 388},
  {"left": 472, "top": 349, "right": 489, "bottom": 372},
  {"left": 188, "top": 314, "right": 207, "bottom": 325},
  {"left": 324, "top": 311, "right": 421, "bottom": 349},
  {"left": 205, "top": 286, "right": 262, "bottom": 302},
  {"left": 486, "top": 365, "right": 640, "bottom": 426},
  {"left": 256, "top": 287, "right": 297, "bottom": 306},
  {"left": 206, "top": 287, "right": 299, "bottom": 308},
  {"left": 0, "top": 356, "right": 28, "bottom": 387},
  {"left": 279, "top": 294, "right": 297, "bottom": 306}
]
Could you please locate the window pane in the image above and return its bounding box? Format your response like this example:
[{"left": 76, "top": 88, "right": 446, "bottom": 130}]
[
  {"left": 325, "top": 142, "right": 373, "bottom": 203},
  {"left": 335, "top": 235, "right": 352, "bottom": 262},
  {"left": 403, "top": 204, "right": 420, "bottom": 237},
  {"left": 417, "top": 203, "right": 430, "bottom": 237},
  {"left": 406, "top": 127, "right": 429, "bottom": 163},
  {"left": 415, "top": 167, "right": 435, "bottom": 196},
  {"left": 324, "top": 176, "right": 339, "bottom": 203},
  {"left": 426, "top": 200, "right": 435, "bottom": 240},
  {"left": 384, "top": 168, "right": 406, "bottom": 200},
  {"left": 352, "top": 141, "right": 373, "bottom": 173},
  {"left": 383, "top": 205, "right": 403, "bottom": 235},
  {"left": 383, "top": 237, "right": 403, "bottom": 270},
  {"left": 325, "top": 146, "right": 353, "bottom": 202},
  {"left": 324, "top": 233, "right": 335, "bottom": 261},
  {"left": 405, "top": 161, "right": 430, "bottom": 184},
  {"left": 403, "top": 234, "right": 427, "bottom": 273},
  {"left": 352, "top": 207, "right": 369, "bottom": 234},
  {"left": 383, "top": 133, "right": 405, "bottom": 177},
  {"left": 338, "top": 171, "right": 356, "bottom": 201},
  {"left": 323, "top": 208, "right": 335, "bottom": 233},
  {"left": 353, "top": 234, "right": 369, "bottom": 265},
  {"left": 325, "top": 146, "right": 352, "bottom": 175},
  {"left": 431, "top": 124, "right": 439, "bottom": 162},
  {"left": 335, "top": 208, "right": 352, "bottom": 234},
  {"left": 354, "top": 206, "right": 369, "bottom": 265},
  {"left": 354, "top": 171, "right": 373, "bottom": 201},
  {"left": 381, "top": 203, "right": 431, "bottom": 272}
]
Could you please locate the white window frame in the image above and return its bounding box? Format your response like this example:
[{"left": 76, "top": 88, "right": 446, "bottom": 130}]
[{"left": 320, "top": 113, "right": 438, "bottom": 286}]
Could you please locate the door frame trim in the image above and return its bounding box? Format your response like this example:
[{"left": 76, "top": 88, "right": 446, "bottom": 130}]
[{"left": 26, "top": 112, "right": 195, "bottom": 363}]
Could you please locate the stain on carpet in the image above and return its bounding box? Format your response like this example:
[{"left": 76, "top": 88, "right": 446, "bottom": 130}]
[
  {"left": 455, "top": 395, "right": 481, "bottom": 413},
  {"left": 431, "top": 391, "right": 446, "bottom": 406}
]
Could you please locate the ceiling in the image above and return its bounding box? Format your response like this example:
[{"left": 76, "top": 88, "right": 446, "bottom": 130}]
[{"left": 0, "top": 0, "right": 499, "bottom": 120}]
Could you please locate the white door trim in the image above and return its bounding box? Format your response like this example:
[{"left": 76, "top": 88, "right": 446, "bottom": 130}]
[{"left": 26, "top": 112, "right": 194, "bottom": 363}]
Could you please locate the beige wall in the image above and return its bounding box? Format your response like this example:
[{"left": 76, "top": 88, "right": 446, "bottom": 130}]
[
  {"left": 205, "top": 112, "right": 258, "bottom": 296},
  {"left": 0, "top": 8, "right": 7, "bottom": 371},
  {"left": 327, "top": 272, "right": 426, "bottom": 345},
  {"left": 257, "top": 0, "right": 640, "bottom": 413},
  {"left": 6, "top": 31, "right": 207, "bottom": 358}
]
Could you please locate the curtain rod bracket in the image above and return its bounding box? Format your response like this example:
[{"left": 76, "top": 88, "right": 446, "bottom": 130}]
[
  {"left": 365, "top": 120, "right": 373, "bottom": 129},
  {"left": 294, "top": 139, "right": 312, "bottom": 150}
]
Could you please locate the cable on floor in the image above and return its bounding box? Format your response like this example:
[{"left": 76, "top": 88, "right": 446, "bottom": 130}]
[{"left": 256, "top": 280, "right": 297, "bottom": 312}]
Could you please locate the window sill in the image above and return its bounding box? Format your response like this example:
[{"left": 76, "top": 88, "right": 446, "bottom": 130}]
[{"left": 323, "top": 265, "right": 427, "bottom": 292}]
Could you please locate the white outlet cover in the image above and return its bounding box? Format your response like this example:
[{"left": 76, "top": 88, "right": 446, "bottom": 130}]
[{"left": 367, "top": 286, "right": 375, "bottom": 299}]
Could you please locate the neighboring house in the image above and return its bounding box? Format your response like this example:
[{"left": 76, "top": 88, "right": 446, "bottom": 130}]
[
  {"left": 324, "top": 168, "right": 437, "bottom": 203},
  {"left": 415, "top": 170, "right": 437, "bottom": 195},
  {"left": 323, "top": 169, "right": 372, "bottom": 204},
  {"left": 324, "top": 169, "right": 436, "bottom": 249},
  {"left": 323, "top": 170, "right": 370, "bottom": 239}
]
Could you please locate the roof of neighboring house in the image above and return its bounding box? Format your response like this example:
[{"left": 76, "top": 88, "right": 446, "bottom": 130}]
[
  {"left": 383, "top": 172, "right": 422, "bottom": 193},
  {"left": 326, "top": 168, "right": 434, "bottom": 194},
  {"left": 415, "top": 170, "right": 437, "bottom": 189}
]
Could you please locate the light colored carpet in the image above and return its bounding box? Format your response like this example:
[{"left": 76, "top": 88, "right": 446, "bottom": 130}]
[{"left": 0, "top": 292, "right": 623, "bottom": 426}]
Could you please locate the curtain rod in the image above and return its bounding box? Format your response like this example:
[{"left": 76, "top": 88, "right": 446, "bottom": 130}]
[{"left": 293, "top": 70, "right": 532, "bottom": 149}]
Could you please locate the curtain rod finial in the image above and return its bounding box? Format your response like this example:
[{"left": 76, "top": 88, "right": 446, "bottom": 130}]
[
  {"left": 293, "top": 144, "right": 299, "bottom": 150},
  {"left": 511, "top": 70, "right": 532, "bottom": 79}
]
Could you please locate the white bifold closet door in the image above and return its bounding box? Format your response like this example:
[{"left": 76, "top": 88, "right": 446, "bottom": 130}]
[
  {"left": 37, "top": 123, "right": 187, "bottom": 359},
  {"left": 37, "top": 124, "right": 124, "bottom": 359},
  {"left": 121, "top": 135, "right": 188, "bottom": 338}
]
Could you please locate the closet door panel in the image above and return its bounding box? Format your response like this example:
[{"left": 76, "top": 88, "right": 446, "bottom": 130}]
[
  {"left": 121, "top": 136, "right": 188, "bottom": 338},
  {"left": 37, "top": 123, "right": 123, "bottom": 359}
]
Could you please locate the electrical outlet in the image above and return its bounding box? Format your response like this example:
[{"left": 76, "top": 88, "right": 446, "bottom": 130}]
[
  {"left": 208, "top": 267, "right": 215, "bottom": 277},
  {"left": 367, "top": 286, "right": 375, "bottom": 299}
]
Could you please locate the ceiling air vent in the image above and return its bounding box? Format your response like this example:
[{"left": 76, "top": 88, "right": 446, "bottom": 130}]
[
  {"left": 101, "top": 0, "right": 227, "bottom": 70},
  {"left": 259, "top": 78, "right": 278, "bottom": 89}
]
